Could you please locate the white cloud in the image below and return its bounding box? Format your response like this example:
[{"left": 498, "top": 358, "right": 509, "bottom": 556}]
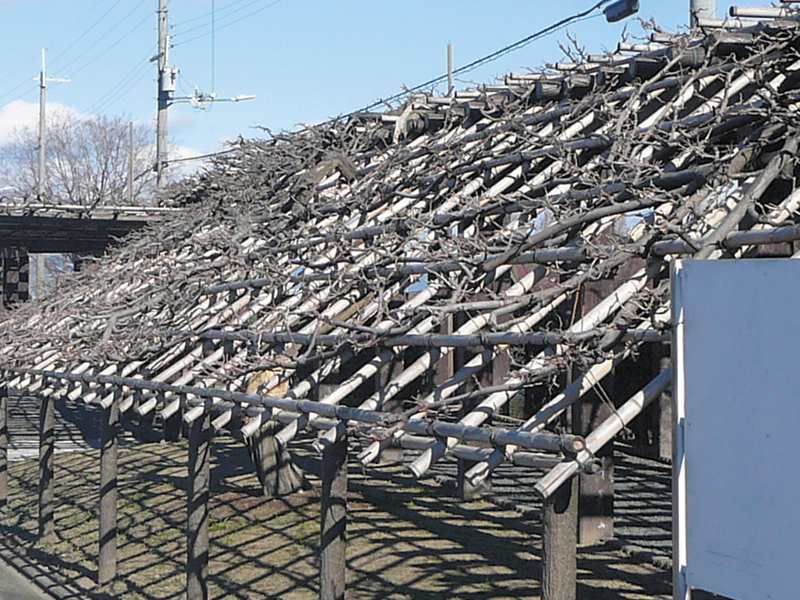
[
  {"left": 170, "top": 110, "right": 197, "bottom": 133},
  {"left": 165, "top": 144, "right": 208, "bottom": 178},
  {"left": 0, "top": 100, "right": 85, "bottom": 144}
]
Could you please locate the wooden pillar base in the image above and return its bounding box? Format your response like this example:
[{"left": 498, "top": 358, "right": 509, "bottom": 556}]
[
  {"left": 98, "top": 392, "right": 120, "bottom": 584},
  {"left": 577, "top": 454, "right": 614, "bottom": 545},
  {"left": 38, "top": 393, "right": 55, "bottom": 544},
  {"left": 187, "top": 410, "right": 211, "bottom": 600},
  {"left": 574, "top": 389, "right": 614, "bottom": 545},
  {"left": 542, "top": 476, "right": 577, "bottom": 600},
  {"left": 320, "top": 434, "right": 347, "bottom": 600},
  {"left": 656, "top": 355, "right": 673, "bottom": 462},
  {"left": 164, "top": 400, "right": 183, "bottom": 442}
]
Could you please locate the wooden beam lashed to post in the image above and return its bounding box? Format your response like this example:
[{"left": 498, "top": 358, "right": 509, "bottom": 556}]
[
  {"left": 98, "top": 387, "right": 120, "bottom": 584},
  {"left": 541, "top": 475, "right": 578, "bottom": 600},
  {"left": 187, "top": 407, "right": 211, "bottom": 600},
  {"left": 38, "top": 388, "right": 55, "bottom": 543},
  {"left": 575, "top": 279, "right": 617, "bottom": 545},
  {"left": 320, "top": 433, "right": 347, "bottom": 600},
  {"left": 0, "top": 385, "right": 8, "bottom": 516}
]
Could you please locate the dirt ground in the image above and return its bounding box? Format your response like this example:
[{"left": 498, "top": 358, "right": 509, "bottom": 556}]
[{"left": 0, "top": 433, "right": 675, "bottom": 600}]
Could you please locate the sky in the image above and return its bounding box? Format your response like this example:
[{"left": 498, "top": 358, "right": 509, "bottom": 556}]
[{"left": 0, "top": 0, "right": 771, "bottom": 168}]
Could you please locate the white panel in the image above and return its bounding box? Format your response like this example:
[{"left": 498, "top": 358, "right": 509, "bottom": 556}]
[{"left": 675, "top": 259, "right": 800, "bottom": 600}]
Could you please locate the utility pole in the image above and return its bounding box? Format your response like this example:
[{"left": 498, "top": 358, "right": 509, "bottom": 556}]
[
  {"left": 38, "top": 50, "right": 46, "bottom": 199},
  {"left": 128, "top": 121, "right": 135, "bottom": 205},
  {"left": 690, "top": 0, "right": 716, "bottom": 26},
  {"left": 156, "top": 0, "right": 177, "bottom": 189},
  {"left": 153, "top": 0, "right": 253, "bottom": 188},
  {"left": 36, "top": 48, "right": 69, "bottom": 200},
  {"left": 447, "top": 43, "right": 454, "bottom": 97}
]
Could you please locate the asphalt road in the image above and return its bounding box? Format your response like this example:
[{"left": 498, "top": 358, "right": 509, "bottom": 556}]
[{"left": 0, "top": 558, "right": 52, "bottom": 600}]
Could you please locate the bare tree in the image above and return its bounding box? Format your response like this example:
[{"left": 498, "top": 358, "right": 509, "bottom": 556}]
[{"left": 0, "top": 113, "right": 157, "bottom": 207}]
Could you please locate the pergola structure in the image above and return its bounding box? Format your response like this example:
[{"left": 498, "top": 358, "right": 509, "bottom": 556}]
[{"left": 3, "top": 7, "right": 800, "bottom": 599}]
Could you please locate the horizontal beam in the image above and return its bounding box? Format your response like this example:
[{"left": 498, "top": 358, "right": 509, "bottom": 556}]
[
  {"left": 204, "top": 247, "right": 589, "bottom": 294},
  {"left": 4, "top": 367, "right": 584, "bottom": 455},
  {"left": 182, "top": 326, "right": 668, "bottom": 350},
  {"left": 651, "top": 224, "right": 800, "bottom": 256}
]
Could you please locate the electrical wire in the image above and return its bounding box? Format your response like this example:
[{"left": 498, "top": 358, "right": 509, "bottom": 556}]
[
  {"left": 0, "top": 78, "right": 39, "bottom": 108},
  {"left": 352, "top": 0, "right": 612, "bottom": 114},
  {"left": 172, "top": 0, "right": 265, "bottom": 37},
  {"left": 166, "top": 2, "right": 613, "bottom": 165},
  {"left": 88, "top": 51, "right": 155, "bottom": 115},
  {"left": 95, "top": 69, "right": 151, "bottom": 114},
  {"left": 56, "top": 1, "right": 151, "bottom": 76},
  {"left": 173, "top": 0, "right": 286, "bottom": 47},
  {"left": 68, "top": 10, "right": 154, "bottom": 81},
  {"left": 48, "top": 0, "right": 127, "bottom": 69},
  {"left": 171, "top": 0, "right": 254, "bottom": 29},
  {"left": 0, "top": 0, "right": 124, "bottom": 108},
  {"left": 168, "top": 147, "right": 238, "bottom": 164}
]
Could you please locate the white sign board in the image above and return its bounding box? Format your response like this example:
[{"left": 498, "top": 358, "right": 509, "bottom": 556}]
[{"left": 673, "top": 259, "right": 800, "bottom": 600}]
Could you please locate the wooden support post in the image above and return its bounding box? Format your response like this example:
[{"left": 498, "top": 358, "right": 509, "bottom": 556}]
[
  {"left": 656, "top": 353, "right": 673, "bottom": 462},
  {"left": 187, "top": 408, "right": 211, "bottom": 600},
  {"left": 320, "top": 433, "right": 347, "bottom": 600},
  {"left": 450, "top": 305, "right": 492, "bottom": 500},
  {"left": 574, "top": 395, "right": 614, "bottom": 544},
  {"left": 134, "top": 389, "right": 157, "bottom": 442},
  {"left": 38, "top": 390, "right": 55, "bottom": 543},
  {"left": 576, "top": 280, "right": 616, "bottom": 545},
  {"left": 164, "top": 393, "right": 183, "bottom": 442},
  {"left": 0, "top": 386, "right": 7, "bottom": 516},
  {"left": 541, "top": 475, "right": 578, "bottom": 600},
  {"left": 98, "top": 388, "right": 120, "bottom": 584}
]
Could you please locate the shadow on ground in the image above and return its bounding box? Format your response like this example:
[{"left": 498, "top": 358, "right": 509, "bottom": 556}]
[{"left": 0, "top": 434, "right": 673, "bottom": 600}]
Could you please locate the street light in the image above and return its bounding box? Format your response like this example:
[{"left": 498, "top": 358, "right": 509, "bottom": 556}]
[{"left": 604, "top": 0, "right": 639, "bottom": 23}]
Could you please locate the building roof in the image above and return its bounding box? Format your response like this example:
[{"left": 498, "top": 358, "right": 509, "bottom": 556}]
[{"left": 3, "top": 10, "right": 800, "bottom": 491}]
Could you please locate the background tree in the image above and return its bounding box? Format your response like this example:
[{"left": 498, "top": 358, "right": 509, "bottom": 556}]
[{"left": 0, "top": 113, "right": 158, "bottom": 207}]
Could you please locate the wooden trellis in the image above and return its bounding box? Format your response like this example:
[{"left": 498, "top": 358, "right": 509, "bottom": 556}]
[{"left": 3, "top": 7, "right": 800, "bottom": 599}]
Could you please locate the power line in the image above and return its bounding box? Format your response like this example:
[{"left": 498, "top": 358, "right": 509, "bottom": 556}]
[
  {"left": 171, "top": 0, "right": 258, "bottom": 31},
  {"left": 48, "top": 0, "right": 127, "bottom": 69},
  {"left": 87, "top": 48, "right": 156, "bottom": 115},
  {"left": 173, "top": 0, "right": 286, "bottom": 47},
  {"left": 174, "top": 0, "right": 263, "bottom": 38},
  {"left": 168, "top": 147, "right": 238, "bottom": 164},
  {"left": 68, "top": 10, "right": 154, "bottom": 81},
  {"left": 0, "top": 78, "right": 39, "bottom": 107},
  {"left": 0, "top": 0, "right": 122, "bottom": 108},
  {"left": 97, "top": 66, "right": 152, "bottom": 114},
  {"left": 354, "top": 0, "right": 612, "bottom": 114},
  {"left": 56, "top": 1, "right": 151, "bottom": 75}
]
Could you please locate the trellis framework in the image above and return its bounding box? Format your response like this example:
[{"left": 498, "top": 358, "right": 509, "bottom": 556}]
[{"left": 3, "top": 8, "right": 800, "bottom": 599}]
